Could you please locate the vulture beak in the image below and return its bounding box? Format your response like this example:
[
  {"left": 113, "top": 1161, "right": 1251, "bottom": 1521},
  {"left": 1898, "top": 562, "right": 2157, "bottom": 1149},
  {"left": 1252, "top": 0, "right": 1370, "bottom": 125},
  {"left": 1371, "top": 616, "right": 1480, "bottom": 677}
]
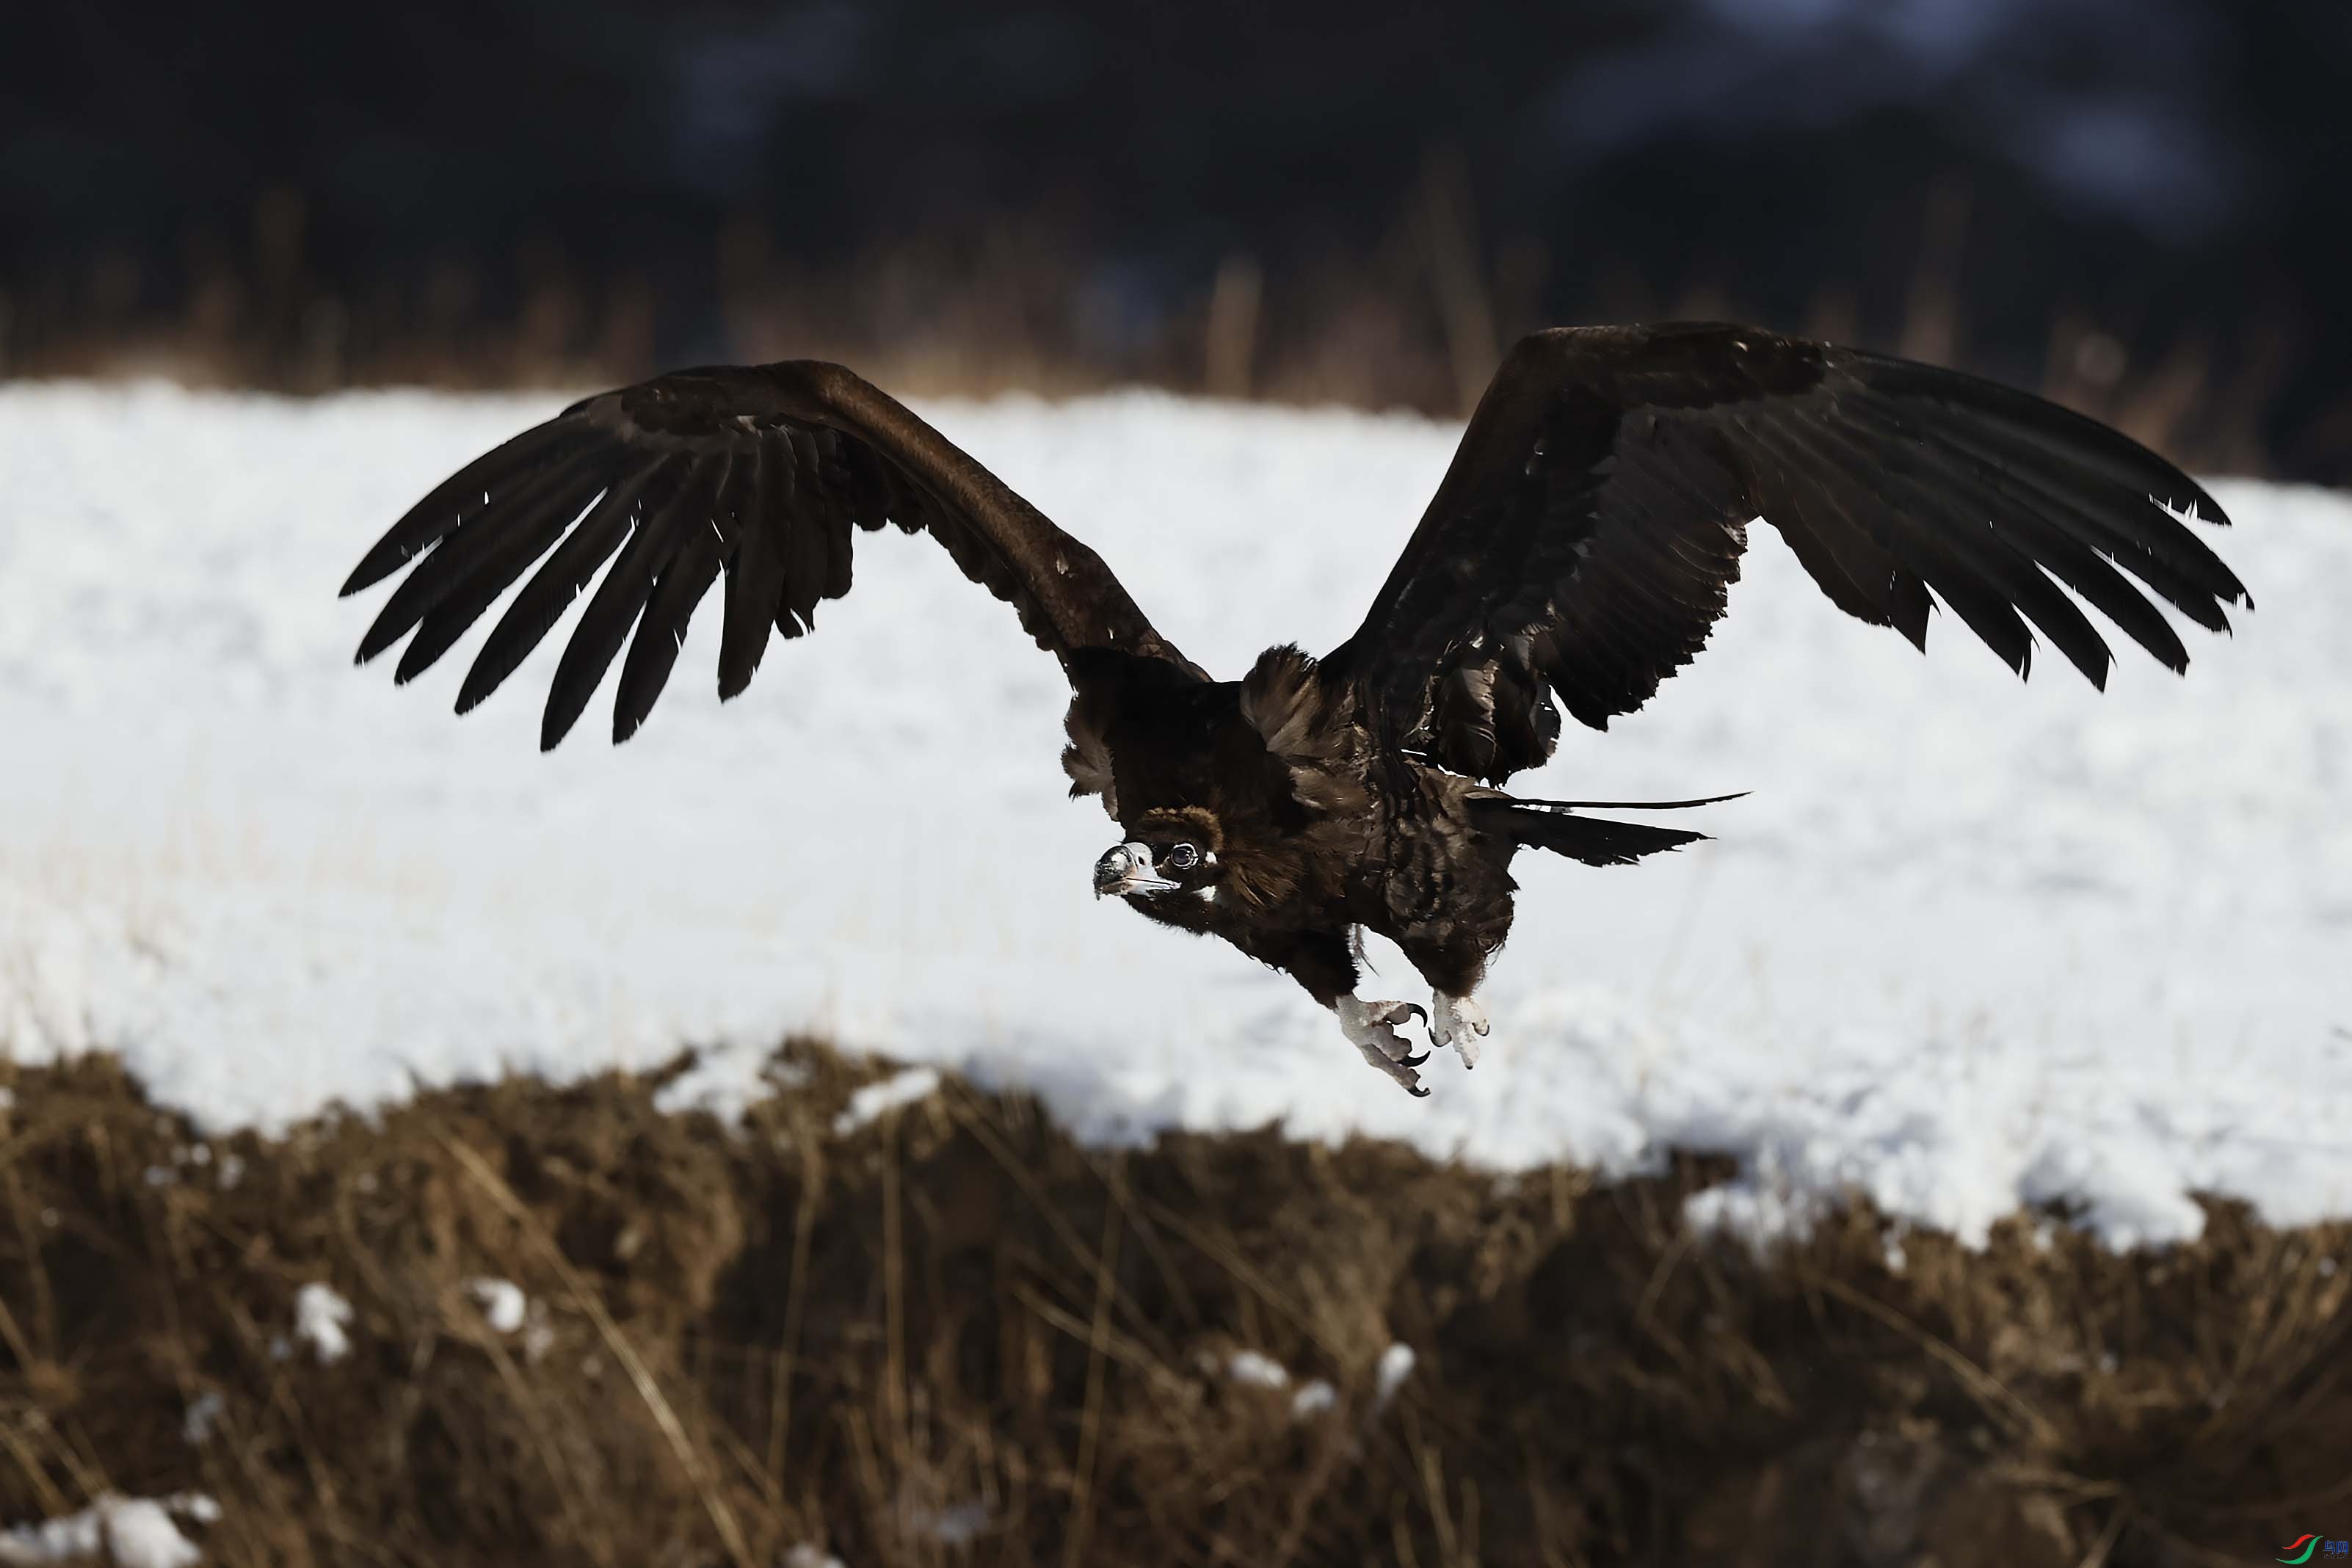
[{"left": 1095, "top": 841, "right": 1180, "bottom": 899}]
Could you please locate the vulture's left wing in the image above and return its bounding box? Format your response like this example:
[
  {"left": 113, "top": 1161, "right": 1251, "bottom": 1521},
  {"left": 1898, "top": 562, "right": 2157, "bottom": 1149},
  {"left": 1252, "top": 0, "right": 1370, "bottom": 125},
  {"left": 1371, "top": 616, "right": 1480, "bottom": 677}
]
[
  {"left": 344, "top": 360, "right": 1197, "bottom": 748},
  {"left": 1324, "top": 323, "right": 2249, "bottom": 783}
]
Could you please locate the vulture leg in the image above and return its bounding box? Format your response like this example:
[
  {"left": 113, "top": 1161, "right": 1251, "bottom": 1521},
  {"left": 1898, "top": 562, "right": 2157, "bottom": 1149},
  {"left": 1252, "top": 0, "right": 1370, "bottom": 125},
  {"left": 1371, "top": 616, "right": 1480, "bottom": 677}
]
[
  {"left": 1222, "top": 923, "right": 1434, "bottom": 1097},
  {"left": 1398, "top": 933, "right": 1496, "bottom": 1070},
  {"left": 1428, "top": 992, "right": 1491, "bottom": 1069}
]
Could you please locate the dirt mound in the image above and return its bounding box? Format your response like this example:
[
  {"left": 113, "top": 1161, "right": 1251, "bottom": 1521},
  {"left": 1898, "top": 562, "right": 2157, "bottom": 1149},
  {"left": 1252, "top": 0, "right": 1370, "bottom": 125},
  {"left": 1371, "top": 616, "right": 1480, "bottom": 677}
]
[{"left": 2, "top": 1045, "right": 2345, "bottom": 1565}]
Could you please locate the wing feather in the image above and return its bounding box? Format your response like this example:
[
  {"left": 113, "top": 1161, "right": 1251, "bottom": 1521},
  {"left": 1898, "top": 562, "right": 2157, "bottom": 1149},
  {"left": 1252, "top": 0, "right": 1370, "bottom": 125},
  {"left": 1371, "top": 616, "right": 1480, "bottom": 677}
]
[
  {"left": 1792, "top": 410, "right": 2122, "bottom": 683},
  {"left": 391, "top": 469, "right": 620, "bottom": 684},
  {"left": 717, "top": 443, "right": 785, "bottom": 699},
  {"left": 1912, "top": 451, "right": 2193, "bottom": 670},
  {"left": 1836, "top": 398, "right": 2240, "bottom": 628},
  {"left": 542, "top": 458, "right": 707, "bottom": 749},
  {"left": 357, "top": 447, "right": 604, "bottom": 664},
  {"left": 1756, "top": 410, "right": 2041, "bottom": 666},
  {"left": 1732, "top": 410, "right": 1914, "bottom": 629},
  {"left": 341, "top": 420, "right": 595, "bottom": 595},
  {"left": 617, "top": 512, "right": 728, "bottom": 743},
  {"left": 775, "top": 429, "right": 835, "bottom": 636},
  {"left": 456, "top": 467, "right": 651, "bottom": 716}
]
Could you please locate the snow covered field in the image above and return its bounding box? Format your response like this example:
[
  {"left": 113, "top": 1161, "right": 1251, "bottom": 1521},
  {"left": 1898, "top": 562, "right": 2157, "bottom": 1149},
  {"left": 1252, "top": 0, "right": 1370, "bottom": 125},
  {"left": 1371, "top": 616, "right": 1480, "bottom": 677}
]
[{"left": 2, "top": 381, "right": 2346, "bottom": 1249}]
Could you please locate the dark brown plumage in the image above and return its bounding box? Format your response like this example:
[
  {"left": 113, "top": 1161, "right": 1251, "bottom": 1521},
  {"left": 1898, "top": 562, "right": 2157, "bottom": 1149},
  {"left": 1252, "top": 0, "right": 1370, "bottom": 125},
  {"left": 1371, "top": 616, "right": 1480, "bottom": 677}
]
[{"left": 343, "top": 323, "right": 2248, "bottom": 1095}]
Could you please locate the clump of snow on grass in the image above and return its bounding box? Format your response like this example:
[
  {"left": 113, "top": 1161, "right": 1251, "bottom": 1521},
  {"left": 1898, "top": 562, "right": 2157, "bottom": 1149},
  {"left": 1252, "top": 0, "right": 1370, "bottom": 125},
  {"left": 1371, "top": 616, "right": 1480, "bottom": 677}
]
[
  {"left": 1224, "top": 1349, "right": 1290, "bottom": 1389},
  {"left": 833, "top": 1067, "right": 941, "bottom": 1135},
  {"left": 294, "top": 1283, "right": 353, "bottom": 1365},
  {"left": 917, "top": 1501, "right": 988, "bottom": 1547},
  {"left": 653, "top": 1046, "right": 809, "bottom": 1119},
  {"left": 0, "top": 1492, "right": 217, "bottom": 1568},
  {"left": 2, "top": 384, "right": 2348, "bottom": 1252},
  {"left": 782, "top": 1547, "right": 845, "bottom": 1568},
  {"left": 896, "top": 1491, "right": 988, "bottom": 1547},
  {"left": 1291, "top": 1379, "right": 1338, "bottom": 1418},
  {"left": 181, "top": 1391, "right": 224, "bottom": 1445},
  {"left": 1373, "top": 1343, "right": 1416, "bottom": 1410},
  {"left": 466, "top": 1278, "right": 527, "bottom": 1335},
  {"left": 521, "top": 1306, "right": 556, "bottom": 1362}
]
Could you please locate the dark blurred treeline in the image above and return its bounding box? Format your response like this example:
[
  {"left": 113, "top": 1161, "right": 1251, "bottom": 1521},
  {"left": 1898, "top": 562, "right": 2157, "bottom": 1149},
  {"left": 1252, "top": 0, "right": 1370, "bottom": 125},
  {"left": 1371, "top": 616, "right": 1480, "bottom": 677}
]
[{"left": 5, "top": 0, "right": 2349, "bottom": 476}]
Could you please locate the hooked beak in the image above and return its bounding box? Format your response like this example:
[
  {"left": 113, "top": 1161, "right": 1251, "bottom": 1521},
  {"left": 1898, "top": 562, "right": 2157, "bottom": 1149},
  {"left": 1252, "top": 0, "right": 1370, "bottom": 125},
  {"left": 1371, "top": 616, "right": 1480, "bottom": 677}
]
[{"left": 1094, "top": 841, "right": 1180, "bottom": 899}]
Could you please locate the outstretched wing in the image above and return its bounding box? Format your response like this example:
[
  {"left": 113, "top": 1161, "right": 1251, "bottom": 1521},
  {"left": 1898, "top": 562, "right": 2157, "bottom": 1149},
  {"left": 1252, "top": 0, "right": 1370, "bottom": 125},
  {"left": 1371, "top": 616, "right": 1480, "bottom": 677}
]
[
  {"left": 1325, "top": 322, "right": 2251, "bottom": 783},
  {"left": 343, "top": 360, "right": 1195, "bottom": 748}
]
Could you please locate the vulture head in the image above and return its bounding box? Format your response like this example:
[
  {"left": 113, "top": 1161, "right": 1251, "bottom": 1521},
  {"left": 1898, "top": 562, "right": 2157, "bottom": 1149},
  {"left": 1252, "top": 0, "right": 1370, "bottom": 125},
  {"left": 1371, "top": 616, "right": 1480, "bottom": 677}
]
[{"left": 1094, "top": 806, "right": 1224, "bottom": 901}]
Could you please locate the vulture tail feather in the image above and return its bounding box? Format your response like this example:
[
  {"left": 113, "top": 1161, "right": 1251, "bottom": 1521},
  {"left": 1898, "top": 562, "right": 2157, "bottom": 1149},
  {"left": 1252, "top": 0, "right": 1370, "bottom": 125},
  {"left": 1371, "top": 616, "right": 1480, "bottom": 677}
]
[
  {"left": 1504, "top": 791, "right": 1747, "bottom": 811},
  {"left": 1467, "top": 797, "right": 1710, "bottom": 868}
]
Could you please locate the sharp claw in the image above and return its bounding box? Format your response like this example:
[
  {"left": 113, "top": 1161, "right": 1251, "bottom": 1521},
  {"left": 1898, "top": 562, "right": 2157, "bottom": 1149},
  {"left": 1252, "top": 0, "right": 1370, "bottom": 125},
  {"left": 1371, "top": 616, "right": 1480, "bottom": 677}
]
[{"left": 1340, "top": 1000, "right": 1451, "bottom": 1094}]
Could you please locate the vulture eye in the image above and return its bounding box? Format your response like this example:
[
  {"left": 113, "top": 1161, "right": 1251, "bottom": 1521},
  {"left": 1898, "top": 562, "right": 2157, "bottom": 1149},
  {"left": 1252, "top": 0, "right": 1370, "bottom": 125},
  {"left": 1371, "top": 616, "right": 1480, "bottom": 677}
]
[{"left": 1166, "top": 843, "right": 1200, "bottom": 871}]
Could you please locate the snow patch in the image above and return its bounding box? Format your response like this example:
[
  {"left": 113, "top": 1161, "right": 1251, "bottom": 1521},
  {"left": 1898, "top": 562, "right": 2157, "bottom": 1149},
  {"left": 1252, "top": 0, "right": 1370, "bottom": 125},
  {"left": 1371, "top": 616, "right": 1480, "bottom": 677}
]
[
  {"left": 1224, "top": 1349, "right": 1291, "bottom": 1390},
  {"left": 294, "top": 1283, "right": 353, "bottom": 1365},
  {"left": 0, "top": 1493, "right": 216, "bottom": 1568},
  {"left": 1, "top": 385, "right": 2347, "bottom": 1251},
  {"left": 1373, "top": 1343, "right": 1416, "bottom": 1410},
  {"left": 466, "top": 1278, "right": 528, "bottom": 1335},
  {"left": 832, "top": 1067, "right": 942, "bottom": 1135},
  {"left": 181, "top": 1392, "right": 224, "bottom": 1446},
  {"left": 902, "top": 1498, "right": 988, "bottom": 1546},
  {"left": 653, "top": 1045, "right": 808, "bottom": 1119}
]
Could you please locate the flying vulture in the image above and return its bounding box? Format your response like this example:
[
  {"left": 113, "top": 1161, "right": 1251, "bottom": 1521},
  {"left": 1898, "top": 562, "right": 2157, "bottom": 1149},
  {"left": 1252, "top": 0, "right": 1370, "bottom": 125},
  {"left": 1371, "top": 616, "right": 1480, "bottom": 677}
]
[{"left": 342, "top": 323, "right": 2248, "bottom": 1095}]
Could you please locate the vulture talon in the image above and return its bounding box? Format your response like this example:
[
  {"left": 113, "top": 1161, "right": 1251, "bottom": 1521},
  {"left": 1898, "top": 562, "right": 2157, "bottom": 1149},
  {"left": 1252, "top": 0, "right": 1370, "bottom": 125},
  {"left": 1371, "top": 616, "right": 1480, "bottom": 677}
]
[
  {"left": 1334, "top": 998, "right": 1430, "bottom": 1092},
  {"left": 1431, "top": 992, "right": 1491, "bottom": 1070}
]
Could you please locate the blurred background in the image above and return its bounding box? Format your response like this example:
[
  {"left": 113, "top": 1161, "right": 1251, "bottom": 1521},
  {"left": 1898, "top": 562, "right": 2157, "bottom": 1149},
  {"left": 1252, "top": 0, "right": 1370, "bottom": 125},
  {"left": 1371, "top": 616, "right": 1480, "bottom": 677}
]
[{"left": 5, "top": 0, "right": 2348, "bottom": 478}]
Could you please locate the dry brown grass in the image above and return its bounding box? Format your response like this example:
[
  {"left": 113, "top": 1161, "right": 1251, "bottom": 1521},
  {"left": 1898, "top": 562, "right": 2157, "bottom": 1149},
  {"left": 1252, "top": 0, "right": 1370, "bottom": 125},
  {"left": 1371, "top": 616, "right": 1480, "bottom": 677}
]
[{"left": 3, "top": 1043, "right": 2349, "bottom": 1567}]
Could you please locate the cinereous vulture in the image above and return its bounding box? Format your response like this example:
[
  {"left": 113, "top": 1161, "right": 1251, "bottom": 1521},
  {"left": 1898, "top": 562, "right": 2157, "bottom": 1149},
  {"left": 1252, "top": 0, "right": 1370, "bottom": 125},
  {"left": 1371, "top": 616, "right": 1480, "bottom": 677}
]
[{"left": 342, "top": 324, "right": 2247, "bottom": 1095}]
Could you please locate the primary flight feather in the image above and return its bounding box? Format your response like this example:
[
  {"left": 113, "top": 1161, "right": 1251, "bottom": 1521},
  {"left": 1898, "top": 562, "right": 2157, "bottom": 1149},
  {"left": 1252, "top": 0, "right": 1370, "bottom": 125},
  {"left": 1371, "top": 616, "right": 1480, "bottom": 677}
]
[{"left": 343, "top": 323, "right": 2248, "bottom": 1094}]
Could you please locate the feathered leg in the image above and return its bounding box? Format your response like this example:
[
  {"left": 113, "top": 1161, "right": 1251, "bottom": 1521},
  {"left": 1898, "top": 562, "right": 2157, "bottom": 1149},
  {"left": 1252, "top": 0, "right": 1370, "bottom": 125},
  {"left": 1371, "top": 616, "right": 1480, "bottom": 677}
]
[
  {"left": 1232, "top": 926, "right": 1432, "bottom": 1096},
  {"left": 1401, "top": 936, "right": 1493, "bottom": 1070}
]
